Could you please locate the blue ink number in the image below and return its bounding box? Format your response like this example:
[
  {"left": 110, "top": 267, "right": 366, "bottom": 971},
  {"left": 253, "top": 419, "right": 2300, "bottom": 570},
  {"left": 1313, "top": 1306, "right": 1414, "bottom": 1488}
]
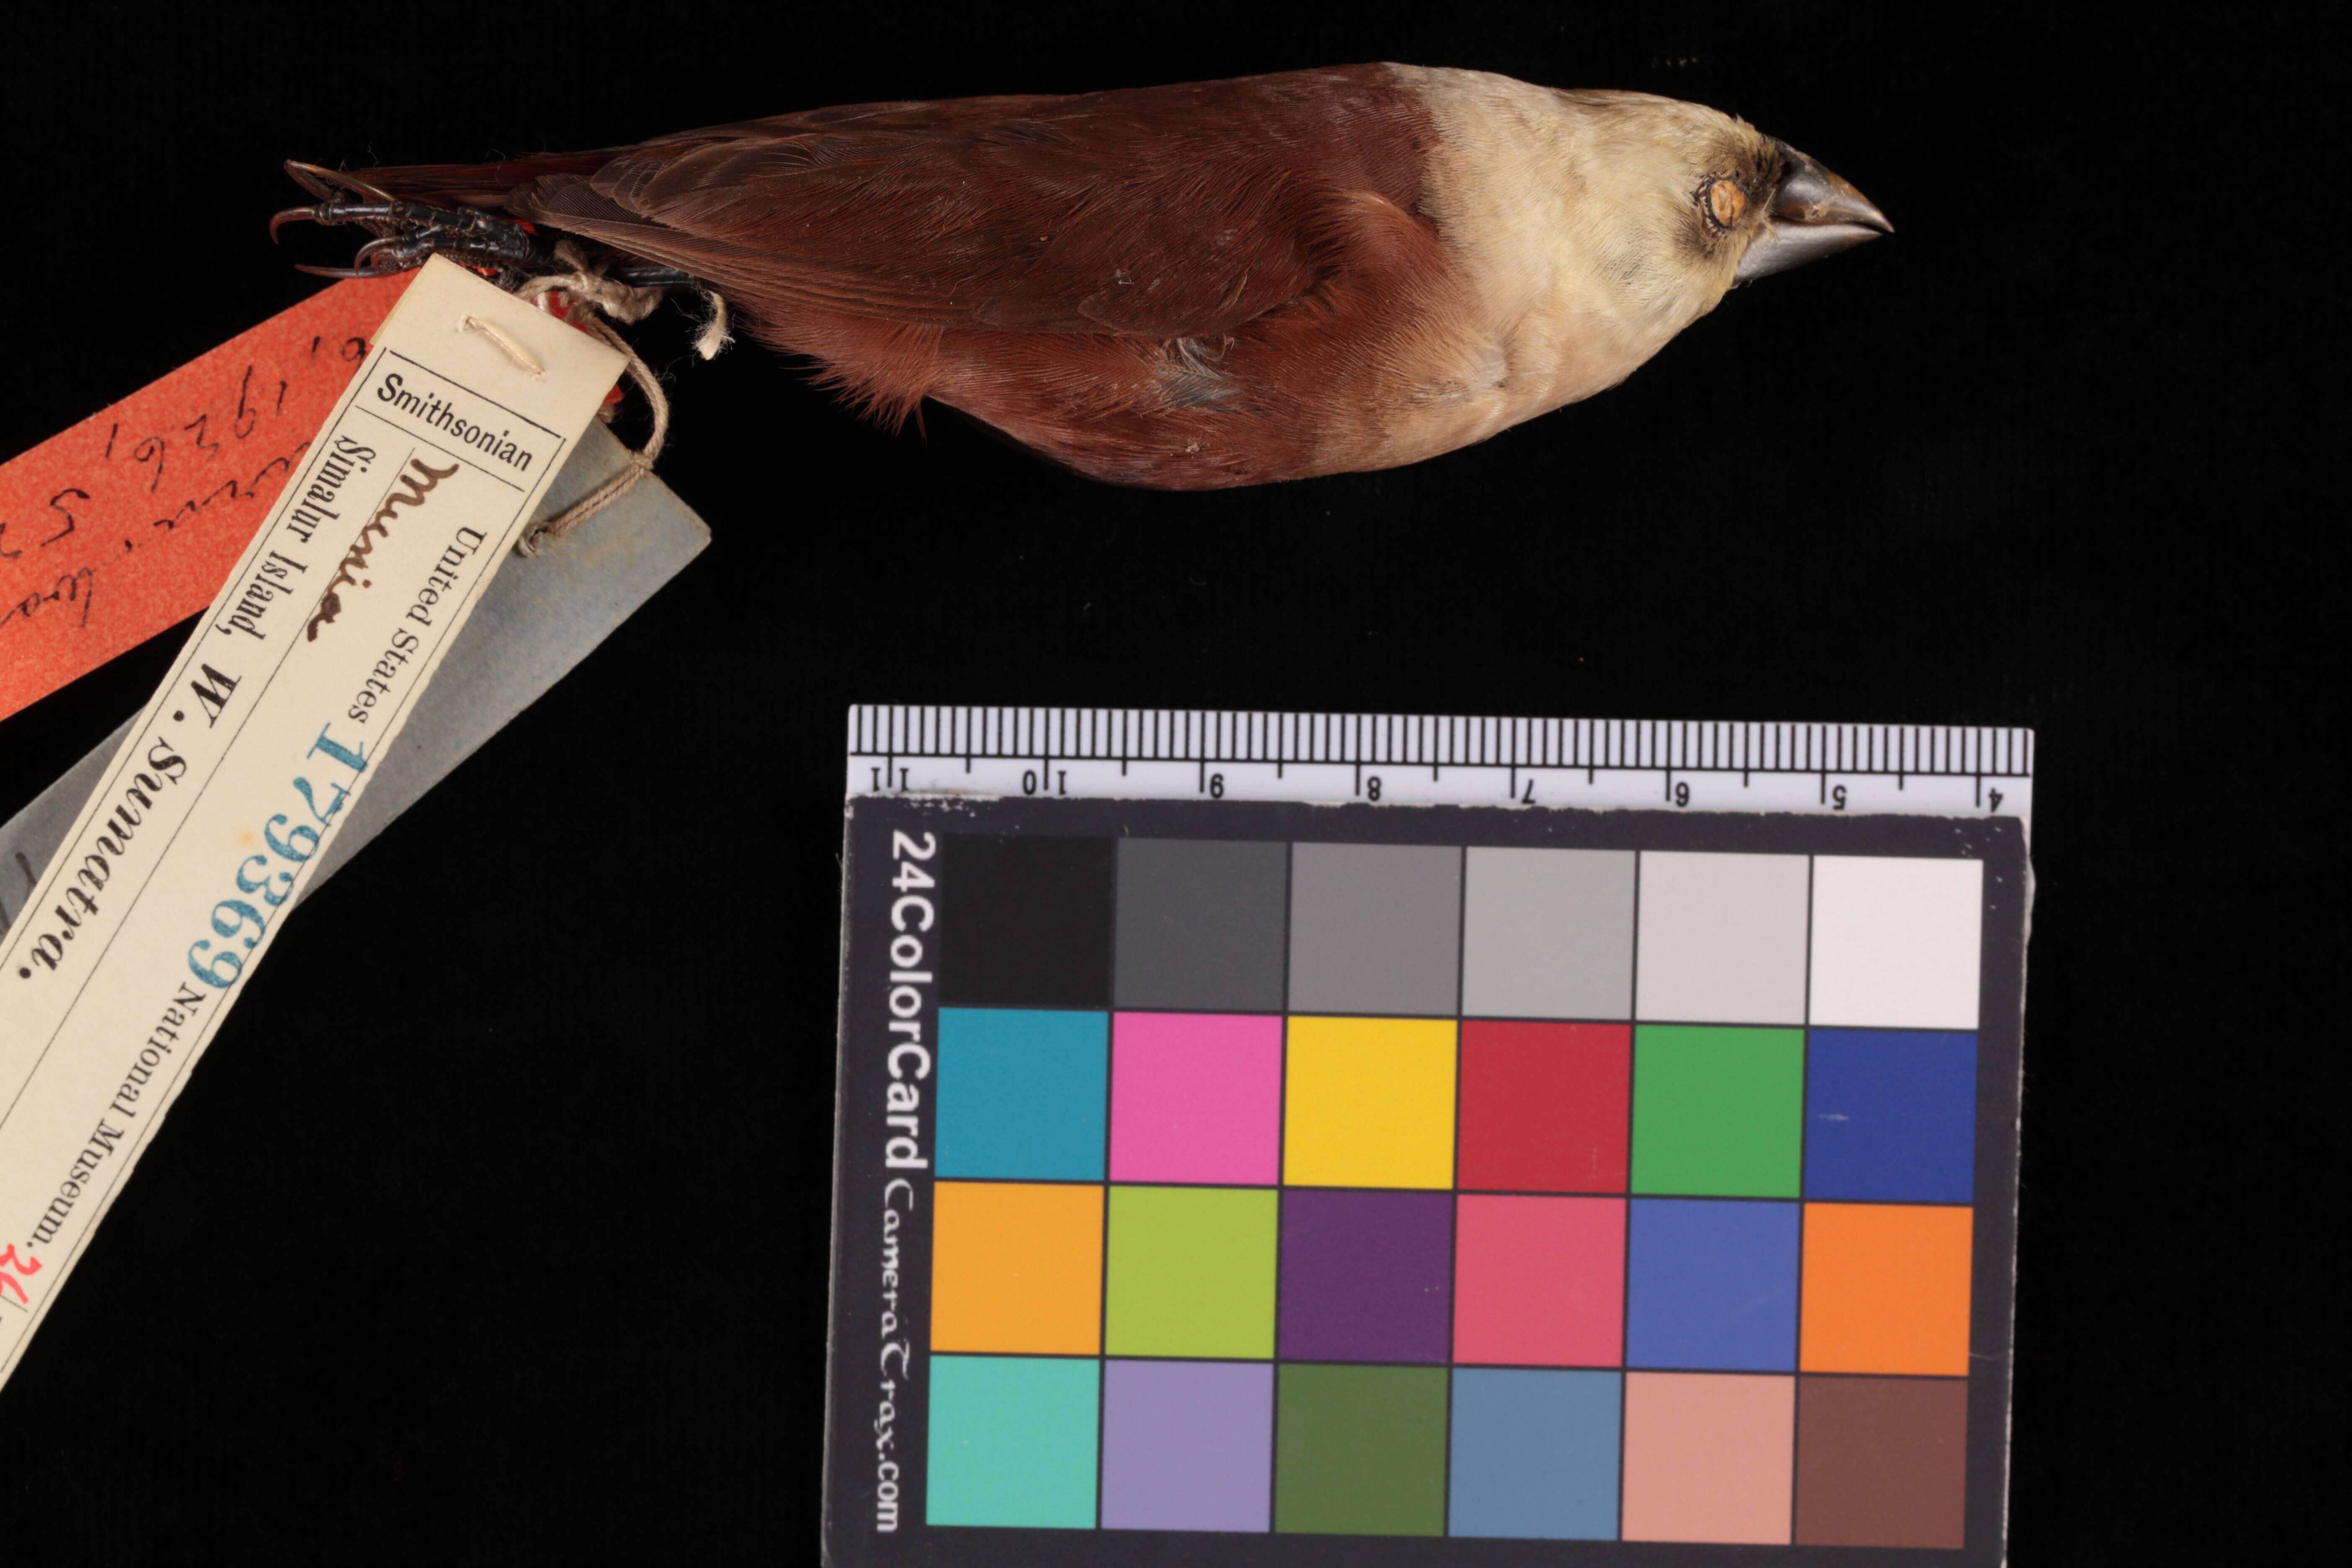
[{"left": 186, "top": 722, "right": 368, "bottom": 989}]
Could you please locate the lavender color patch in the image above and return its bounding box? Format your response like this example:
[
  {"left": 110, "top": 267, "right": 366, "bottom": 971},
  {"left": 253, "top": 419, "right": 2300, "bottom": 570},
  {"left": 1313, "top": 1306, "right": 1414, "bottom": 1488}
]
[
  {"left": 1278, "top": 1190, "right": 1454, "bottom": 1363},
  {"left": 1100, "top": 1360, "right": 1274, "bottom": 1532}
]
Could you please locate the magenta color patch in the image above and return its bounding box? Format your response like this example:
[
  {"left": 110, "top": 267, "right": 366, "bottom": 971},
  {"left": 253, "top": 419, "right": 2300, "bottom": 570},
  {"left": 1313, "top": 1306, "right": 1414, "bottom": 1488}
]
[{"left": 1109, "top": 1013, "right": 1284, "bottom": 1184}]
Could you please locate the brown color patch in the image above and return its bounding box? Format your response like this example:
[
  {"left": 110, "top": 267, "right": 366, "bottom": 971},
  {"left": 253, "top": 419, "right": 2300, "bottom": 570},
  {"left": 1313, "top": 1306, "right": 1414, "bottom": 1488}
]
[
  {"left": 1794, "top": 1375, "right": 1969, "bottom": 1548},
  {"left": 1708, "top": 178, "right": 1747, "bottom": 227}
]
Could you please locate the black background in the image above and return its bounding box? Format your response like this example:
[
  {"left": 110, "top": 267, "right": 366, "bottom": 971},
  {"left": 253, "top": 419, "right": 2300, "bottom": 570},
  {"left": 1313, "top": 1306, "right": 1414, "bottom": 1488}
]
[{"left": 3, "top": 3, "right": 2330, "bottom": 1561}]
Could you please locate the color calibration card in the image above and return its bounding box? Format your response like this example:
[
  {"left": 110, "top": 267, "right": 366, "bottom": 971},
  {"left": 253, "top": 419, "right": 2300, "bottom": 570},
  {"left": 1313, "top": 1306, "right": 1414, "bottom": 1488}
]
[{"left": 824, "top": 799, "right": 2026, "bottom": 1565}]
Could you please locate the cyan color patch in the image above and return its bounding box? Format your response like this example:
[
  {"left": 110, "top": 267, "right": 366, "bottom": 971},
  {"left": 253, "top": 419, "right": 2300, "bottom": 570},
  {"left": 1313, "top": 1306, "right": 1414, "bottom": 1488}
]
[
  {"left": 1448, "top": 1368, "right": 1622, "bottom": 1539},
  {"left": 926, "top": 1355, "right": 1100, "bottom": 1528},
  {"left": 1805, "top": 1029, "right": 1978, "bottom": 1202},
  {"left": 936, "top": 1008, "right": 1109, "bottom": 1179}
]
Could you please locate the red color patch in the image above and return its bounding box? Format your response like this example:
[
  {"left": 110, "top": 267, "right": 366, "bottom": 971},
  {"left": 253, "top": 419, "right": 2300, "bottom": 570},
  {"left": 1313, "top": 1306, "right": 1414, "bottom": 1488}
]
[{"left": 1457, "top": 1021, "right": 1630, "bottom": 1193}]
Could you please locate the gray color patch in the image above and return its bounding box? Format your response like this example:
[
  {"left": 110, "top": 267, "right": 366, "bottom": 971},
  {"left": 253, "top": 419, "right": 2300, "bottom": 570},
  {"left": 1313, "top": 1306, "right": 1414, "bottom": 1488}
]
[
  {"left": 1461, "top": 847, "right": 1635, "bottom": 1019},
  {"left": 1634, "top": 851, "right": 1810, "bottom": 1024},
  {"left": 1287, "top": 842, "right": 1462, "bottom": 1016},
  {"left": 1113, "top": 837, "right": 1289, "bottom": 1011}
]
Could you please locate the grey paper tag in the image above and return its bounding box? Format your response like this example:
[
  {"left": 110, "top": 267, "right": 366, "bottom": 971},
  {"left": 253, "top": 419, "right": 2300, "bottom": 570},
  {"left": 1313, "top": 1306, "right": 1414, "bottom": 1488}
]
[{"left": 0, "top": 419, "right": 706, "bottom": 936}]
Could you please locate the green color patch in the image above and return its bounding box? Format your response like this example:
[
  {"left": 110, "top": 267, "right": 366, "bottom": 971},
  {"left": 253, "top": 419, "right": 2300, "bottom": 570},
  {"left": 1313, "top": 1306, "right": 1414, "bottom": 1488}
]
[
  {"left": 1106, "top": 1185, "right": 1279, "bottom": 1358},
  {"left": 926, "top": 1355, "right": 1099, "bottom": 1528},
  {"left": 1631, "top": 1026, "right": 1805, "bottom": 1197},
  {"left": 1274, "top": 1364, "right": 1449, "bottom": 1536}
]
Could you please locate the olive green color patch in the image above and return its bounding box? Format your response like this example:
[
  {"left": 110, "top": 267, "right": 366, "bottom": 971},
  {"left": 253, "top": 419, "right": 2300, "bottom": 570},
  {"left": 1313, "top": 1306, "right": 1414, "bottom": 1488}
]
[
  {"left": 1104, "top": 1185, "right": 1278, "bottom": 1358},
  {"left": 1274, "top": 1364, "right": 1448, "bottom": 1536}
]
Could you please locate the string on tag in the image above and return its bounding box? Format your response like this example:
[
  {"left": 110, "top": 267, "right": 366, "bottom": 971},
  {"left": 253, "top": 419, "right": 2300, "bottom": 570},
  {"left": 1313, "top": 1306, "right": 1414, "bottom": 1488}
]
[
  {"left": 504, "top": 241, "right": 721, "bottom": 556},
  {"left": 460, "top": 315, "right": 544, "bottom": 377}
]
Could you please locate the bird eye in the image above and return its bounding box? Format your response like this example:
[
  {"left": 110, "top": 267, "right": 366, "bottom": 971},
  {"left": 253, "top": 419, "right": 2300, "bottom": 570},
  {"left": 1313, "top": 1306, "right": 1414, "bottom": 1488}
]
[{"left": 1706, "top": 178, "right": 1748, "bottom": 229}]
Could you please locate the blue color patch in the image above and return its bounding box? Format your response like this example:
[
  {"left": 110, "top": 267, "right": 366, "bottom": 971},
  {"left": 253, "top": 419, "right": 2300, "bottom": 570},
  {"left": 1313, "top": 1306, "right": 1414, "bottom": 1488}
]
[
  {"left": 1804, "top": 1030, "right": 1977, "bottom": 1203},
  {"left": 926, "top": 1355, "right": 1100, "bottom": 1528},
  {"left": 937, "top": 1008, "right": 1109, "bottom": 1180},
  {"left": 1448, "top": 1368, "right": 1621, "bottom": 1540},
  {"left": 1626, "top": 1199, "right": 1800, "bottom": 1372}
]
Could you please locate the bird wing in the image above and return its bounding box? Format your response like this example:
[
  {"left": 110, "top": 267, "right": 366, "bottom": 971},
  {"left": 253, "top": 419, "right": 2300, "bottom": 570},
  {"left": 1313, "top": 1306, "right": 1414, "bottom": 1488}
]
[{"left": 478, "top": 67, "right": 1431, "bottom": 339}]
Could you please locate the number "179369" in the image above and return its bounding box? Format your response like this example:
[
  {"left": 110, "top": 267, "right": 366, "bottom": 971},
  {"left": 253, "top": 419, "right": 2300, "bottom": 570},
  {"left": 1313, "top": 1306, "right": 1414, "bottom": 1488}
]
[{"left": 186, "top": 724, "right": 369, "bottom": 990}]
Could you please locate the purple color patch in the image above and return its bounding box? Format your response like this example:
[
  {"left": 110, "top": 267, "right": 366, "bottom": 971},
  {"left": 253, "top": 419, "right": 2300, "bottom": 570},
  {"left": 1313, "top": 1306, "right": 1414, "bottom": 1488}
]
[
  {"left": 1279, "top": 1190, "right": 1454, "bottom": 1363},
  {"left": 1100, "top": 1360, "right": 1274, "bottom": 1532}
]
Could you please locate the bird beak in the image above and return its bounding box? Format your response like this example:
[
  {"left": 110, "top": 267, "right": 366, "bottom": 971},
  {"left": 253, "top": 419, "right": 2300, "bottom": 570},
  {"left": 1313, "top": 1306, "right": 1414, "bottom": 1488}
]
[{"left": 1735, "top": 144, "right": 1892, "bottom": 282}]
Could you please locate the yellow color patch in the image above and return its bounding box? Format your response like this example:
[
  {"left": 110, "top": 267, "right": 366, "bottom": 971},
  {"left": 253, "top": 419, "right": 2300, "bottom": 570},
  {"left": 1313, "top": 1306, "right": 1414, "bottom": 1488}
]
[
  {"left": 1283, "top": 1016, "right": 1458, "bottom": 1189},
  {"left": 931, "top": 1181, "right": 1104, "bottom": 1355}
]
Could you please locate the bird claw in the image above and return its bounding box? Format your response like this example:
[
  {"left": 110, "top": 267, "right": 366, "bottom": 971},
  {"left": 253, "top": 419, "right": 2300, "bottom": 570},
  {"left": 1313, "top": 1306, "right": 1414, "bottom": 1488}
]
[
  {"left": 291, "top": 263, "right": 397, "bottom": 281},
  {"left": 271, "top": 161, "right": 544, "bottom": 285},
  {"left": 270, "top": 201, "right": 399, "bottom": 245},
  {"left": 283, "top": 160, "right": 394, "bottom": 206},
  {"left": 271, "top": 159, "right": 700, "bottom": 296}
]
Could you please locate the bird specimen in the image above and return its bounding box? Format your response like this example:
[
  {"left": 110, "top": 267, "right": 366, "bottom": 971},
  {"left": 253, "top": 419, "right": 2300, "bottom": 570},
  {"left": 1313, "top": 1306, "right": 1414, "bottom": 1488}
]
[{"left": 276, "top": 65, "right": 1889, "bottom": 489}]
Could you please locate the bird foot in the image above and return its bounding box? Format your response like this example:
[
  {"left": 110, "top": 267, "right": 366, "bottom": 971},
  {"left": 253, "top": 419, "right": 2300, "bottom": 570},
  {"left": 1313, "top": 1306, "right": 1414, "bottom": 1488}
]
[
  {"left": 271, "top": 163, "right": 549, "bottom": 285},
  {"left": 273, "top": 162, "right": 701, "bottom": 295}
]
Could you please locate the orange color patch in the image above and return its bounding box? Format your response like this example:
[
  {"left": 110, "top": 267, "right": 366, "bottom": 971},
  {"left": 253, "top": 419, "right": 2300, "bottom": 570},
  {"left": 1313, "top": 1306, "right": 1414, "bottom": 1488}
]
[
  {"left": 0, "top": 275, "right": 408, "bottom": 723},
  {"left": 1800, "top": 1204, "right": 1973, "bottom": 1376},
  {"left": 931, "top": 1181, "right": 1104, "bottom": 1355}
]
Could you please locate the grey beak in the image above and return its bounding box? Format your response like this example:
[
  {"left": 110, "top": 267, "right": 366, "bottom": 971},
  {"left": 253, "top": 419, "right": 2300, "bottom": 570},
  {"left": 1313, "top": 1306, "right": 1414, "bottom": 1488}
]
[{"left": 1735, "top": 143, "right": 1893, "bottom": 282}]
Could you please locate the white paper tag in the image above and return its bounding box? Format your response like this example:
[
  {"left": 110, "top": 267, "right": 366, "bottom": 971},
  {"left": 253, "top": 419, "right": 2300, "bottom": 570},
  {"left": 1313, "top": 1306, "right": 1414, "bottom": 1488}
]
[{"left": 0, "top": 258, "right": 622, "bottom": 1390}]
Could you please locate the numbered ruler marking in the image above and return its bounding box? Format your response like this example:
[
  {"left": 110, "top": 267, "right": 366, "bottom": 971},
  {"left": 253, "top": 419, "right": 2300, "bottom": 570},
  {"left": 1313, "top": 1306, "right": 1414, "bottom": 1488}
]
[{"left": 844, "top": 708, "right": 2033, "bottom": 820}]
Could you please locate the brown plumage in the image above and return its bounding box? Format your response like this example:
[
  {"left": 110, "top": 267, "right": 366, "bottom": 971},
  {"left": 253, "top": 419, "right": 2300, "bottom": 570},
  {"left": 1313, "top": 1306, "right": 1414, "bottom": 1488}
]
[{"left": 339, "top": 65, "right": 1888, "bottom": 489}]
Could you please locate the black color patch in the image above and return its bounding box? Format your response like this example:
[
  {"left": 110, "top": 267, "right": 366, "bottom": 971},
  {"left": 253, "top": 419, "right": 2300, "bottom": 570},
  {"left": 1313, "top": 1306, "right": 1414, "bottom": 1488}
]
[{"left": 938, "top": 833, "right": 1115, "bottom": 1007}]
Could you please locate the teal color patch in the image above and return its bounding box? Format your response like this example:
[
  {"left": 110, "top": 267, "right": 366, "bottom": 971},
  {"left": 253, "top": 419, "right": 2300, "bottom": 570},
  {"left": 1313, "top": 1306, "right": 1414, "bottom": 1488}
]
[
  {"left": 936, "top": 1008, "right": 1109, "bottom": 1179},
  {"left": 926, "top": 1355, "right": 1101, "bottom": 1528}
]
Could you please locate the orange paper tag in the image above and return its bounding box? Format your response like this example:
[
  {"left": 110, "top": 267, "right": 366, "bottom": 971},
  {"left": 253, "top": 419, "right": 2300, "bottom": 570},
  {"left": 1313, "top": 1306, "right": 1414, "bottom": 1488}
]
[{"left": 0, "top": 275, "right": 411, "bottom": 724}]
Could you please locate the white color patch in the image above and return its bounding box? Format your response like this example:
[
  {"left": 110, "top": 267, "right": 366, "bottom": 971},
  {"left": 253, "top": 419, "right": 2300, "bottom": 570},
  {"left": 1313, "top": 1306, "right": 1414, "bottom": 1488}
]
[
  {"left": 1635, "top": 851, "right": 1811, "bottom": 1025},
  {"left": 1809, "top": 856, "right": 1985, "bottom": 1029}
]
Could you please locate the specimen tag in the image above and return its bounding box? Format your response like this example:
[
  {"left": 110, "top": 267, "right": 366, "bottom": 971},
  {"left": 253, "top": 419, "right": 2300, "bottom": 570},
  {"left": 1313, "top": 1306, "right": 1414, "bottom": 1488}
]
[
  {"left": 0, "top": 274, "right": 411, "bottom": 723},
  {"left": 1, "top": 420, "right": 711, "bottom": 941},
  {"left": 0, "top": 258, "right": 622, "bottom": 1391}
]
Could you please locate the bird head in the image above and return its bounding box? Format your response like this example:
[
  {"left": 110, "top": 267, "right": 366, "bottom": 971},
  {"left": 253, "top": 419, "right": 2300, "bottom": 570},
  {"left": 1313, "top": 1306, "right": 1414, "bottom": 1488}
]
[{"left": 1552, "top": 90, "right": 1891, "bottom": 322}]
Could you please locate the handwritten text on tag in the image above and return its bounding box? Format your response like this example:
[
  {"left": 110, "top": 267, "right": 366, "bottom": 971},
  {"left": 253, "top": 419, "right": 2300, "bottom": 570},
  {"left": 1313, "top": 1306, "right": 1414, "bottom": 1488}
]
[{"left": 0, "top": 275, "right": 410, "bottom": 724}]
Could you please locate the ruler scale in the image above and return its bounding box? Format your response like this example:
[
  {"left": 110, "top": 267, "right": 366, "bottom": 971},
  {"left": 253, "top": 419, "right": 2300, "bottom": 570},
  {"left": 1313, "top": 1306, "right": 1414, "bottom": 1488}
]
[{"left": 845, "top": 708, "right": 2033, "bottom": 820}]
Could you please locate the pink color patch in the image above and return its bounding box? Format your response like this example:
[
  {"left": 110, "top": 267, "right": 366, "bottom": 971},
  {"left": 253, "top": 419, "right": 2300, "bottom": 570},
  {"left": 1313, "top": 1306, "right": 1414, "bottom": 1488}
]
[
  {"left": 1622, "top": 1372, "right": 1796, "bottom": 1544},
  {"left": 1453, "top": 1196, "right": 1626, "bottom": 1367},
  {"left": 1110, "top": 1013, "right": 1283, "bottom": 1185}
]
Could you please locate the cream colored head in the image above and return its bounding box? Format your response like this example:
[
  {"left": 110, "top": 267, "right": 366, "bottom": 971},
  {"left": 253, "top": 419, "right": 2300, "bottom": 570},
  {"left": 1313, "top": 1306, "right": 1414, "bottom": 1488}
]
[{"left": 1550, "top": 89, "right": 1892, "bottom": 322}]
